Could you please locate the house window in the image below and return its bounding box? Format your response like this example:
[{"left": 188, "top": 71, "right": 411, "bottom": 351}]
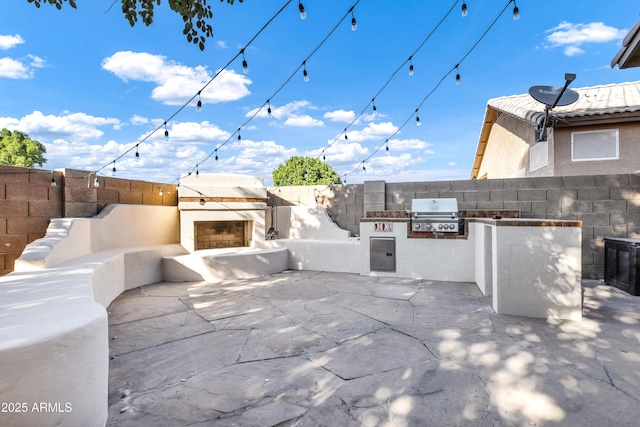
[
  {"left": 571, "top": 129, "right": 619, "bottom": 162},
  {"left": 530, "top": 140, "right": 548, "bottom": 171}
]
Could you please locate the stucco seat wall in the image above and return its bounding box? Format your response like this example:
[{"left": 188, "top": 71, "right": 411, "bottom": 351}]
[{"left": 0, "top": 205, "right": 182, "bottom": 427}]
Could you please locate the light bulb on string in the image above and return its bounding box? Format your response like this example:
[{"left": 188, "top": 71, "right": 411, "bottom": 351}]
[
  {"left": 512, "top": 1, "right": 520, "bottom": 20},
  {"left": 455, "top": 66, "right": 461, "bottom": 86},
  {"left": 112, "top": 161, "right": 117, "bottom": 176},
  {"left": 303, "top": 62, "right": 309, "bottom": 82},
  {"left": 215, "top": 150, "right": 219, "bottom": 161},
  {"left": 135, "top": 145, "right": 140, "bottom": 162},
  {"left": 267, "top": 100, "right": 272, "bottom": 117},
  {"left": 94, "top": 176, "right": 100, "bottom": 187},
  {"left": 461, "top": 2, "right": 468, "bottom": 17},
  {"left": 241, "top": 49, "right": 249, "bottom": 74},
  {"left": 237, "top": 128, "right": 242, "bottom": 141},
  {"left": 50, "top": 171, "right": 56, "bottom": 187},
  {"left": 164, "top": 122, "right": 169, "bottom": 141},
  {"left": 344, "top": 130, "right": 348, "bottom": 140},
  {"left": 362, "top": 161, "right": 366, "bottom": 173},
  {"left": 298, "top": 1, "right": 306, "bottom": 19},
  {"left": 408, "top": 57, "right": 414, "bottom": 76},
  {"left": 385, "top": 140, "right": 389, "bottom": 154},
  {"left": 196, "top": 165, "right": 199, "bottom": 177},
  {"left": 350, "top": 9, "right": 357, "bottom": 31},
  {"left": 372, "top": 100, "right": 378, "bottom": 116},
  {"left": 323, "top": 154, "right": 326, "bottom": 161},
  {"left": 159, "top": 187, "right": 164, "bottom": 196},
  {"left": 416, "top": 115, "right": 422, "bottom": 127},
  {"left": 196, "top": 92, "right": 202, "bottom": 112}
]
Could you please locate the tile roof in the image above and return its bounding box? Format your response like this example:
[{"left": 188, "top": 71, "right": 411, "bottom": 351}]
[{"left": 487, "top": 80, "right": 640, "bottom": 126}]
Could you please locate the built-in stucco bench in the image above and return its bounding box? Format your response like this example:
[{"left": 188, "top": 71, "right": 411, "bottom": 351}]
[{"left": 0, "top": 205, "right": 183, "bottom": 427}]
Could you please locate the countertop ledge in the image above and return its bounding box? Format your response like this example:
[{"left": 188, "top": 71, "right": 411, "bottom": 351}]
[{"left": 469, "top": 218, "right": 582, "bottom": 227}]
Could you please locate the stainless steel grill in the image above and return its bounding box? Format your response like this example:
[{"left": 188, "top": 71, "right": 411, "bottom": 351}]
[{"left": 410, "top": 198, "right": 460, "bottom": 233}]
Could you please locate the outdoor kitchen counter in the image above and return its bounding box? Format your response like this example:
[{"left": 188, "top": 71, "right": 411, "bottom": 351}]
[
  {"left": 470, "top": 218, "right": 582, "bottom": 320},
  {"left": 360, "top": 216, "right": 583, "bottom": 320}
]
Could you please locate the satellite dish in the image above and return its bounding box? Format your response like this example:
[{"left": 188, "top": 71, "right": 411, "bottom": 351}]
[{"left": 529, "top": 85, "right": 579, "bottom": 107}]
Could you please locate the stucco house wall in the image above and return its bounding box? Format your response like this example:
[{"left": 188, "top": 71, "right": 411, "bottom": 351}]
[{"left": 554, "top": 122, "right": 640, "bottom": 176}]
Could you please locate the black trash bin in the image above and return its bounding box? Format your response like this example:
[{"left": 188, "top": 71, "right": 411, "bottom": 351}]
[{"left": 604, "top": 237, "right": 640, "bottom": 296}]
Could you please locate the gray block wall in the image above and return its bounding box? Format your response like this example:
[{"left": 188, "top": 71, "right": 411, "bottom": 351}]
[{"left": 269, "top": 174, "right": 640, "bottom": 280}]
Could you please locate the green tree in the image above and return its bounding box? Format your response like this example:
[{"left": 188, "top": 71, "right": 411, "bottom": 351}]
[
  {"left": 27, "top": 0, "right": 241, "bottom": 51},
  {"left": 0, "top": 129, "right": 47, "bottom": 167},
  {"left": 272, "top": 156, "right": 342, "bottom": 186}
]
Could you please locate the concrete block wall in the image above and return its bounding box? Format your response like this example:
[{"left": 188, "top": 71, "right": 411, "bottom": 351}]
[
  {"left": 0, "top": 166, "right": 177, "bottom": 276},
  {"left": 1, "top": 166, "right": 63, "bottom": 276},
  {"left": 270, "top": 174, "right": 640, "bottom": 280}
]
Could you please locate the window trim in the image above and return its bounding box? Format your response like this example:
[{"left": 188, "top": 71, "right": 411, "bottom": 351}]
[{"left": 571, "top": 129, "right": 619, "bottom": 162}]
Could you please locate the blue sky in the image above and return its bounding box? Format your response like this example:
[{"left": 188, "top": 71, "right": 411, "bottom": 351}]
[{"left": 1, "top": 0, "right": 640, "bottom": 185}]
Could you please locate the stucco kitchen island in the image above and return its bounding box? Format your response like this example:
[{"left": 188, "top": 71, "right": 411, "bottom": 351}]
[{"left": 360, "top": 215, "right": 582, "bottom": 320}]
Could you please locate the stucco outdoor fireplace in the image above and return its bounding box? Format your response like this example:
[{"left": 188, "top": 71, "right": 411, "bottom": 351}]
[{"left": 178, "top": 173, "right": 268, "bottom": 253}]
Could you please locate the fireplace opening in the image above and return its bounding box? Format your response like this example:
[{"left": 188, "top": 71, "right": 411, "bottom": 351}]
[{"left": 195, "top": 220, "right": 251, "bottom": 250}]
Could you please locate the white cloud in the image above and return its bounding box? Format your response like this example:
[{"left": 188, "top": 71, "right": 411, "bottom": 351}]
[
  {"left": 545, "top": 22, "right": 626, "bottom": 56},
  {"left": 130, "top": 115, "right": 149, "bottom": 125},
  {"left": 0, "top": 35, "right": 24, "bottom": 50},
  {"left": 247, "top": 100, "right": 312, "bottom": 120},
  {"left": 101, "top": 51, "right": 252, "bottom": 105},
  {"left": 246, "top": 100, "right": 324, "bottom": 127},
  {"left": 388, "top": 138, "right": 431, "bottom": 151},
  {"left": 216, "top": 40, "right": 228, "bottom": 49},
  {"left": 309, "top": 141, "right": 369, "bottom": 164},
  {"left": 0, "top": 111, "right": 121, "bottom": 141},
  {"left": 0, "top": 57, "right": 30, "bottom": 79},
  {"left": 324, "top": 109, "right": 355, "bottom": 123},
  {"left": 158, "top": 121, "right": 231, "bottom": 143},
  {"left": 283, "top": 115, "right": 324, "bottom": 127},
  {"left": 340, "top": 121, "right": 399, "bottom": 143}
]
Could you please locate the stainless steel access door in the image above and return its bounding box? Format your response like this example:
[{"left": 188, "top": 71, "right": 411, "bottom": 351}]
[{"left": 370, "top": 237, "right": 396, "bottom": 272}]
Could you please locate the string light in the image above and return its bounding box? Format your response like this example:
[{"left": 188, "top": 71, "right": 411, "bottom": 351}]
[
  {"left": 362, "top": 161, "right": 366, "bottom": 172},
  {"left": 89, "top": 0, "right": 297, "bottom": 182},
  {"left": 512, "top": 0, "right": 520, "bottom": 20},
  {"left": 112, "top": 161, "right": 117, "bottom": 176},
  {"left": 298, "top": 1, "right": 307, "bottom": 19},
  {"left": 455, "top": 65, "right": 461, "bottom": 85},
  {"left": 50, "top": 171, "right": 56, "bottom": 187},
  {"left": 215, "top": 150, "right": 219, "bottom": 161},
  {"left": 372, "top": 99, "right": 378, "bottom": 115},
  {"left": 135, "top": 145, "right": 140, "bottom": 161},
  {"left": 94, "top": 176, "right": 99, "bottom": 187},
  {"left": 241, "top": 49, "right": 249, "bottom": 74},
  {"left": 338, "top": 0, "right": 517, "bottom": 183},
  {"left": 159, "top": 187, "right": 164, "bottom": 196},
  {"left": 196, "top": 165, "right": 199, "bottom": 177},
  {"left": 267, "top": 100, "right": 272, "bottom": 116},
  {"left": 196, "top": 92, "right": 202, "bottom": 112},
  {"left": 237, "top": 128, "right": 242, "bottom": 141},
  {"left": 303, "top": 61, "right": 309, "bottom": 82},
  {"left": 416, "top": 109, "right": 422, "bottom": 127},
  {"left": 408, "top": 57, "right": 414, "bottom": 76},
  {"left": 164, "top": 122, "right": 169, "bottom": 141},
  {"left": 344, "top": 130, "right": 348, "bottom": 140},
  {"left": 461, "top": 1, "right": 468, "bottom": 17},
  {"left": 350, "top": 8, "right": 357, "bottom": 31},
  {"left": 385, "top": 140, "right": 389, "bottom": 152},
  {"left": 315, "top": 0, "right": 456, "bottom": 162}
]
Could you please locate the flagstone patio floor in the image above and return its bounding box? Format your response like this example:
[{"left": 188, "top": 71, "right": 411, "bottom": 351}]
[{"left": 107, "top": 270, "right": 640, "bottom": 426}]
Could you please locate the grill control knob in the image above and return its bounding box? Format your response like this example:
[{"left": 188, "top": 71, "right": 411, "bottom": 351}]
[
  {"left": 438, "top": 224, "right": 443, "bottom": 230},
  {"left": 414, "top": 223, "right": 421, "bottom": 230},
  {"left": 426, "top": 223, "right": 432, "bottom": 230}
]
